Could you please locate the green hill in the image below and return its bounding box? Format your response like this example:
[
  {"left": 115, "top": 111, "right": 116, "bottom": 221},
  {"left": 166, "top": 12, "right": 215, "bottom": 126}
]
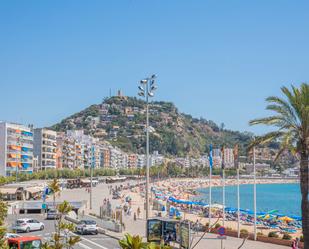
[{"left": 51, "top": 96, "right": 256, "bottom": 156}]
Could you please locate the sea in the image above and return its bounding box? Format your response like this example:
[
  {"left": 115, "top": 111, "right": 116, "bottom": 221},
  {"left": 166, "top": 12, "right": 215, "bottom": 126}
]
[{"left": 195, "top": 183, "right": 301, "bottom": 217}]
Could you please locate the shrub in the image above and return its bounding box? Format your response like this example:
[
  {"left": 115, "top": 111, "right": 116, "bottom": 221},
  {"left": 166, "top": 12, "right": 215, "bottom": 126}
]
[
  {"left": 257, "top": 232, "right": 264, "bottom": 236},
  {"left": 282, "top": 233, "right": 292, "bottom": 240},
  {"left": 214, "top": 223, "right": 221, "bottom": 229},
  {"left": 300, "top": 235, "right": 304, "bottom": 242},
  {"left": 226, "top": 226, "right": 233, "bottom": 231},
  {"left": 268, "top": 231, "right": 279, "bottom": 238},
  {"left": 240, "top": 229, "right": 249, "bottom": 237}
]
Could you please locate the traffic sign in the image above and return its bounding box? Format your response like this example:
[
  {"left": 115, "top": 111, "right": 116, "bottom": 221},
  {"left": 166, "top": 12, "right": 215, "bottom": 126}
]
[{"left": 217, "top": 226, "right": 226, "bottom": 236}]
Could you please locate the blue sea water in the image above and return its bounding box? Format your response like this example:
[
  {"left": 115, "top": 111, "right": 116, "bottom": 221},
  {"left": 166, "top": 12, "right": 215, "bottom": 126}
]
[{"left": 196, "top": 183, "right": 301, "bottom": 216}]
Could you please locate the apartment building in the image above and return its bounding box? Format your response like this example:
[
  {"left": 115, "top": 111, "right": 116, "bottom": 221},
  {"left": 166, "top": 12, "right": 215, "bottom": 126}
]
[
  {"left": 56, "top": 132, "right": 76, "bottom": 169},
  {"left": 101, "top": 147, "right": 111, "bottom": 168},
  {"left": 67, "top": 130, "right": 101, "bottom": 169},
  {"left": 0, "top": 122, "right": 34, "bottom": 176},
  {"left": 150, "top": 151, "right": 164, "bottom": 167},
  {"left": 222, "top": 148, "right": 234, "bottom": 168},
  {"left": 33, "top": 128, "right": 57, "bottom": 170},
  {"left": 128, "top": 154, "right": 137, "bottom": 168},
  {"left": 137, "top": 154, "right": 146, "bottom": 168}
]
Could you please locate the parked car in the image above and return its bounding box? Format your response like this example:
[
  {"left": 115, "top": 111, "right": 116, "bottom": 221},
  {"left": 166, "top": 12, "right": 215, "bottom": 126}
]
[
  {"left": 76, "top": 220, "right": 98, "bottom": 235},
  {"left": 8, "top": 236, "right": 42, "bottom": 249},
  {"left": 12, "top": 219, "right": 45, "bottom": 233},
  {"left": 46, "top": 209, "right": 61, "bottom": 220}
]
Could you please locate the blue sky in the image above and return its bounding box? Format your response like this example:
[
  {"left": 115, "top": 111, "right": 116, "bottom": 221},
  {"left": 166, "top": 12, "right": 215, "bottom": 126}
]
[{"left": 0, "top": 0, "right": 308, "bottom": 134}]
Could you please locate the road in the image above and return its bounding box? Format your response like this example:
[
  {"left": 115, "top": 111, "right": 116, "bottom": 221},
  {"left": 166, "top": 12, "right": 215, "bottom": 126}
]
[{"left": 6, "top": 214, "right": 120, "bottom": 249}]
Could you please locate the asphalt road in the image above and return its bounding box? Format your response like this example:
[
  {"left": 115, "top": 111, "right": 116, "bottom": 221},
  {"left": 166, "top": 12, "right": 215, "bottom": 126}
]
[{"left": 6, "top": 214, "right": 120, "bottom": 249}]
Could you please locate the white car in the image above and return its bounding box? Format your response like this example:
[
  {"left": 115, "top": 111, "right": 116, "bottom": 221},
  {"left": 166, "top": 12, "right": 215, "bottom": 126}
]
[
  {"left": 76, "top": 220, "right": 98, "bottom": 235},
  {"left": 12, "top": 218, "right": 45, "bottom": 233}
]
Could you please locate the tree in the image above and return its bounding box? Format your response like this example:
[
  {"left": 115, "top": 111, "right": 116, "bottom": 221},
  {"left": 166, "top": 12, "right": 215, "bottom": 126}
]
[
  {"left": 249, "top": 83, "right": 309, "bottom": 248},
  {"left": 42, "top": 201, "right": 80, "bottom": 249},
  {"left": 48, "top": 179, "right": 61, "bottom": 208},
  {"left": 0, "top": 197, "right": 8, "bottom": 249},
  {"left": 43, "top": 179, "right": 80, "bottom": 249},
  {"left": 119, "top": 234, "right": 148, "bottom": 249},
  {"left": 119, "top": 234, "right": 172, "bottom": 249}
]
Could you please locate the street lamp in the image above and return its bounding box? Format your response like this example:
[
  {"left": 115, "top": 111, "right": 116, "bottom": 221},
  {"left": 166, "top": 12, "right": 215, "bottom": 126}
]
[{"left": 138, "top": 74, "right": 157, "bottom": 221}]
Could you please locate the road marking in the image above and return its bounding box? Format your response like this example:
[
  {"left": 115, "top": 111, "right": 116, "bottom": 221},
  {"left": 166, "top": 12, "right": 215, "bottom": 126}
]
[
  {"left": 78, "top": 242, "right": 93, "bottom": 249},
  {"left": 79, "top": 236, "right": 109, "bottom": 249},
  {"left": 69, "top": 232, "right": 109, "bottom": 249}
]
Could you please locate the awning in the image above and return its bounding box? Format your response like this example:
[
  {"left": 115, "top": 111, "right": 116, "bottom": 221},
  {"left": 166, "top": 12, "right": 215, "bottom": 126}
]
[
  {"left": 26, "top": 187, "right": 43, "bottom": 194},
  {"left": 80, "top": 179, "right": 91, "bottom": 184},
  {"left": 22, "top": 131, "right": 33, "bottom": 136},
  {"left": 8, "top": 154, "right": 19, "bottom": 158},
  {"left": 9, "top": 145, "right": 21, "bottom": 151},
  {"left": 7, "top": 162, "right": 19, "bottom": 167},
  {"left": 0, "top": 188, "right": 18, "bottom": 194}
]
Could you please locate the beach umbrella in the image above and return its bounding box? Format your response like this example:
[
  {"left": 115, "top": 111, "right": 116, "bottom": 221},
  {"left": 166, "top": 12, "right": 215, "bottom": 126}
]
[
  {"left": 267, "top": 209, "right": 279, "bottom": 214},
  {"left": 279, "top": 216, "right": 294, "bottom": 222}
]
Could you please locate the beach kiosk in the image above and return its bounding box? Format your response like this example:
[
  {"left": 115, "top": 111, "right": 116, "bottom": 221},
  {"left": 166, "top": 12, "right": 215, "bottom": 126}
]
[{"left": 147, "top": 218, "right": 191, "bottom": 249}]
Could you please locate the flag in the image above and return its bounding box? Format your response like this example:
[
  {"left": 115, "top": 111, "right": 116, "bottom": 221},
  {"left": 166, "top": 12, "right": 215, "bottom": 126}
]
[
  {"left": 233, "top": 144, "right": 239, "bottom": 169},
  {"left": 221, "top": 145, "right": 225, "bottom": 169},
  {"left": 209, "top": 144, "right": 213, "bottom": 169}
]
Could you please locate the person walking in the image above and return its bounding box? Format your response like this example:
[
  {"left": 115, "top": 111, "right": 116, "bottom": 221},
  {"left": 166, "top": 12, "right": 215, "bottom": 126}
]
[
  {"left": 137, "top": 207, "right": 141, "bottom": 219},
  {"left": 292, "top": 238, "right": 300, "bottom": 249},
  {"left": 134, "top": 212, "right": 137, "bottom": 221}
]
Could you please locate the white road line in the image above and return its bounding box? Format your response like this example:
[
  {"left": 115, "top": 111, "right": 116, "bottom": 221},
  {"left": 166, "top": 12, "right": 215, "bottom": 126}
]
[
  {"left": 69, "top": 232, "right": 109, "bottom": 249},
  {"left": 78, "top": 242, "right": 93, "bottom": 249},
  {"left": 79, "top": 236, "right": 109, "bottom": 249}
]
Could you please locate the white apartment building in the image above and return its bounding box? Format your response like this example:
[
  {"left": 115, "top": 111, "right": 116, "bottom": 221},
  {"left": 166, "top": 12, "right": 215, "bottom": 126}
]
[
  {"left": 33, "top": 128, "right": 57, "bottom": 170},
  {"left": 0, "top": 122, "right": 34, "bottom": 176},
  {"left": 137, "top": 154, "right": 146, "bottom": 168},
  {"left": 149, "top": 151, "right": 164, "bottom": 167},
  {"left": 67, "top": 130, "right": 101, "bottom": 169},
  {"left": 222, "top": 148, "right": 234, "bottom": 168}
]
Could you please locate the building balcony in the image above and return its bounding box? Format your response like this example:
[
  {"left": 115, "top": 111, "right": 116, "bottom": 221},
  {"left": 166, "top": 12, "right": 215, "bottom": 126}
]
[
  {"left": 6, "top": 158, "right": 21, "bottom": 162},
  {"left": 20, "top": 142, "right": 33, "bottom": 148}
]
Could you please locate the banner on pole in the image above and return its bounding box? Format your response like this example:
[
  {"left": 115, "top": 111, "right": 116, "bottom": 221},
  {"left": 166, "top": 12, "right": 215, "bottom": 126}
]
[
  {"left": 233, "top": 144, "right": 239, "bottom": 169},
  {"left": 209, "top": 145, "right": 213, "bottom": 169},
  {"left": 221, "top": 145, "right": 225, "bottom": 169}
]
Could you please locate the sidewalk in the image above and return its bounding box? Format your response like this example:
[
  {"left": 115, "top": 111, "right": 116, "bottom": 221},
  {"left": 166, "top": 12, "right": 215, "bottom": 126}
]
[{"left": 85, "top": 213, "right": 289, "bottom": 249}]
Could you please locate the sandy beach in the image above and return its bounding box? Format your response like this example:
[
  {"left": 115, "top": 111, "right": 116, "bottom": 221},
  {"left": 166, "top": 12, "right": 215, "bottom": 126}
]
[{"left": 120, "top": 177, "right": 301, "bottom": 239}]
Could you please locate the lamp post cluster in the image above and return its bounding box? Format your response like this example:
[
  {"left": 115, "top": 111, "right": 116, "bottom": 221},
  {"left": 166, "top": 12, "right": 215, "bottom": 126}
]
[{"left": 138, "top": 74, "right": 157, "bottom": 221}]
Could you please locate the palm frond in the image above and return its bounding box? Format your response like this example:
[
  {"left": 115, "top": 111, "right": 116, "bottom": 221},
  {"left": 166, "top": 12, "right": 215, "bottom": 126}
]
[
  {"left": 249, "top": 116, "right": 285, "bottom": 126},
  {"left": 281, "top": 86, "right": 304, "bottom": 123},
  {"left": 266, "top": 96, "right": 298, "bottom": 123},
  {"left": 247, "top": 131, "right": 284, "bottom": 151}
]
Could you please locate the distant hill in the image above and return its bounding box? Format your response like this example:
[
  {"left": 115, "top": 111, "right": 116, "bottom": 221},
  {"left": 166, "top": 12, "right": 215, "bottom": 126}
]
[{"left": 50, "top": 96, "right": 266, "bottom": 157}]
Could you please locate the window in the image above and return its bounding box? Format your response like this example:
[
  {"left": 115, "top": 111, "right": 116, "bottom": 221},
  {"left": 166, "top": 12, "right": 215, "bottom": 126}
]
[{"left": 20, "top": 240, "right": 42, "bottom": 249}]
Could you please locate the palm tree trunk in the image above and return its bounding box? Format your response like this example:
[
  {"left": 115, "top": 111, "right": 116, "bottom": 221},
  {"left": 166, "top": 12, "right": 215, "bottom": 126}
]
[{"left": 300, "top": 149, "right": 309, "bottom": 249}]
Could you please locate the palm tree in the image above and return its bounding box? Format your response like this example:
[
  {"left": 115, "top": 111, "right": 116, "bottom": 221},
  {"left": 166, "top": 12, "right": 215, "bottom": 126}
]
[
  {"left": 48, "top": 179, "right": 61, "bottom": 233},
  {"left": 249, "top": 83, "right": 309, "bottom": 247},
  {"left": 48, "top": 178, "right": 61, "bottom": 208},
  {"left": 119, "top": 233, "right": 148, "bottom": 249}
]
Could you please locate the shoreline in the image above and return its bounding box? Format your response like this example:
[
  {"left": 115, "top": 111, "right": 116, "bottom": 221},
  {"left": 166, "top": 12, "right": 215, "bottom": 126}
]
[{"left": 146, "top": 178, "right": 302, "bottom": 239}]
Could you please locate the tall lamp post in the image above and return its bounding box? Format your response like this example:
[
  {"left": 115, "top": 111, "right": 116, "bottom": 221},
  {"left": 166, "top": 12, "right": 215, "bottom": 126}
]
[
  {"left": 138, "top": 74, "right": 157, "bottom": 221},
  {"left": 90, "top": 145, "right": 95, "bottom": 210}
]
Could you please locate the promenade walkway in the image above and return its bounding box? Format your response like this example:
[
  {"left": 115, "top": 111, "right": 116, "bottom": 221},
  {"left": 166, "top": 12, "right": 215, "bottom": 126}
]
[{"left": 57, "top": 181, "right": 290, "bottom": 249}]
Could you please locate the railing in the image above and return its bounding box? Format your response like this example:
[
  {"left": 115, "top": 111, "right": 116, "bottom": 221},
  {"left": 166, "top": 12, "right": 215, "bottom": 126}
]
[
  {"left": 20, "top": 143, "right": 33, "bottom": 148},
  {"left": 6, "top": 158, "right": 21, "bottom": 162}
]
